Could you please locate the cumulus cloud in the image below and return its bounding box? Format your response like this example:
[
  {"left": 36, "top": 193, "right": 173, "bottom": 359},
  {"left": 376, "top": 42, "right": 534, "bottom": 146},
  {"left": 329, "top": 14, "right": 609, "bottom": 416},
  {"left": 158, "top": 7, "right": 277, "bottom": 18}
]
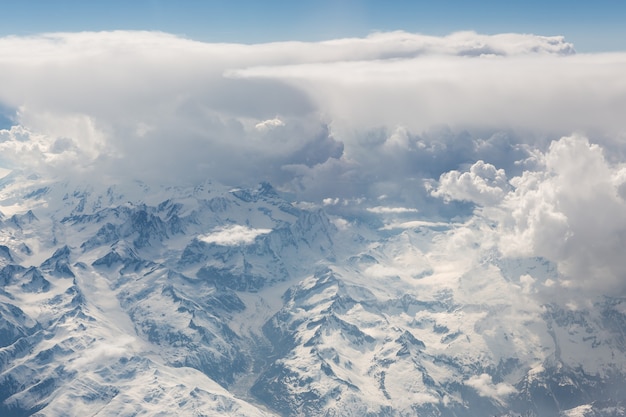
[
  {"left": 255, "top": 118, "right": 285, "bottom": 131},
  {"left": 199, "top": 225, "right": 272, "bottom": 246},
  {"left": 465, "top": 373, "right": 516, "bottom": 404},
  {"left": 432, "top": 135, "right": 626, "bottom": 297},
  {"left": 431, "top": 160, "right": 509, "bottom": 206},
  {"left": 0, "top": 124, "right": 101, "bottom": 174}
]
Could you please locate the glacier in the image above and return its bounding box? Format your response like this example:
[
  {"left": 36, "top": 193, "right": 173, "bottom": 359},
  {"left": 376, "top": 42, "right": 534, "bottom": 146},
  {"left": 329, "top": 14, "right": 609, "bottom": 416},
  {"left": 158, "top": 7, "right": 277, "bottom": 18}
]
[{"left": 0, "top": 171, "right": 625, "bottom": 417}]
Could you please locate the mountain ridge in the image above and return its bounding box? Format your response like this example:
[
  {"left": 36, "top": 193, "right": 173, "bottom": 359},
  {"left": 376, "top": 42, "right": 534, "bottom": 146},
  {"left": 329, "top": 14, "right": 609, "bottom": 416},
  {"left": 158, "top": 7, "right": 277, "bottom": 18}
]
[{"left": 0, "top": 173, "right": 624, "bottom": 416}]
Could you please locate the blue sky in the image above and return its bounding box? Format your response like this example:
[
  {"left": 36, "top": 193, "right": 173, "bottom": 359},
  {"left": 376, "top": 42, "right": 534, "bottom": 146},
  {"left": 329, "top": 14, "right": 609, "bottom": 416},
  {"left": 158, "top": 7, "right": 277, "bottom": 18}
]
[{"left": 2, "top": 0, "right": 626, "bottom": 52}]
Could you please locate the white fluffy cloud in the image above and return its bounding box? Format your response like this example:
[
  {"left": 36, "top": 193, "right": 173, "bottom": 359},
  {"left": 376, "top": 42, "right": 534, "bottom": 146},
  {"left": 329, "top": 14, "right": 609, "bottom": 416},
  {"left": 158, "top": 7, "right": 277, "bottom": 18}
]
[
  {"left": 432, "top": 135, "right": 626, "bottom": 297},
  {"left": 465, "top": 373, "right": 516, "bottom": 404},
  {"left": 199, "top": 225, "right": 272, "bottom": 246},
  {"left": 431, "top": 160, "right": 509, "bottom": 206},
  {"left": 255, "top": 118, "right": 285, "bottom": 131},
  {"left": 366, "top": 206, "right": 419, "bottom": 214}
]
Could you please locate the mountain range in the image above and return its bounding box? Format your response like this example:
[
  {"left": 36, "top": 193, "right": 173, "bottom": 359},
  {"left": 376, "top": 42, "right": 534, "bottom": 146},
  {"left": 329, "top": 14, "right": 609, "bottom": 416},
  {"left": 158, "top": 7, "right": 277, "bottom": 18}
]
[{"left": 0, "top": 171, "right": 624, "bottom": 416}]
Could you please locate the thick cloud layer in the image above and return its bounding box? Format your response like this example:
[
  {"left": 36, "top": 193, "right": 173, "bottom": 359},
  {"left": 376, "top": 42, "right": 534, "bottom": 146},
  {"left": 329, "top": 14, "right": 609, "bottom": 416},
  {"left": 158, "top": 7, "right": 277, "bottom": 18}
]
[
  {"left": 1, "top": 30, "right": 620, "bottom": 190},
  {"left": 1, "top": 30, "right": 626, "bottom": 298}
]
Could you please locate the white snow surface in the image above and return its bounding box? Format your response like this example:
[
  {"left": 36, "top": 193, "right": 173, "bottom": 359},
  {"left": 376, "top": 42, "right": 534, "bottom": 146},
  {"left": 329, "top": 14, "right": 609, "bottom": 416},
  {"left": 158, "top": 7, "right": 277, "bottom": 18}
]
[{"left": 0, "top": 171, "right": 625, "bottom": 416}]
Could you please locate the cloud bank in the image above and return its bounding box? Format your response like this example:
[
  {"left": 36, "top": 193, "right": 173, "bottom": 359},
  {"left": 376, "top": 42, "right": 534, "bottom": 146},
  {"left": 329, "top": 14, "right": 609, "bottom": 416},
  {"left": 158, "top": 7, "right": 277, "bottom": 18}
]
[
  {"left": 1, "top": 30, "right": 626, "bottom": 298},
  {"left": 0, "top": 30, "right": 623, "bottom": 191}
]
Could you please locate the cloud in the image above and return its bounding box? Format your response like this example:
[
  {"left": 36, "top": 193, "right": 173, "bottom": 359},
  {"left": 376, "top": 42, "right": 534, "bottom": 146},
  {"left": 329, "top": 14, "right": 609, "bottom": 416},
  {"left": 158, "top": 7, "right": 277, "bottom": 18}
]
[
  {"left": 0, "top": 124, "right": 100, "bottom": 174},
  {"left": 465, "top": 373, "right": 516, "bottom": 404},
  {"left": 0, "top": 29, "right": 625, "bottom": 305},
  {"left": 431, "top": 135, "right": 626, "bottom": 297},
  {"left": 0, "top": 31, "right": 340, "bottom": 186},
  {"left": 366, "top": 206, "right": 419, "bottom": 214},
  {"left": 380, "top": 220, "right": 456, "bottom": 230},
  {"left": 0, "top": 30, "right": 625, "bottom": 230},
  {"left": 0, "top": 32, "right": 605, "bottom": 178},
  {"left": 430, "top": 160, "right": 509, "bottom": 206},
  {"left": 199, "top": 225, "right": 272, "bottom": 246},
  {"left": 71, "top": 335, "right": 137, "bottom": 370},
  {"left": 255, "top": 118, "right": 285, "bottom": 131},
  {"left": 231, "top": 46, "right": 626, "bottom": 136}
]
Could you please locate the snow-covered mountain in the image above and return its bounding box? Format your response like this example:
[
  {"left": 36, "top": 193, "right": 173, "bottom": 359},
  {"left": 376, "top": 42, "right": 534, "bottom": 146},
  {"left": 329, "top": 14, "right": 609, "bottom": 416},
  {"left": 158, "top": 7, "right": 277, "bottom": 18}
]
[{"left": 0, "top": 172, "right": 625, "bottom": 417}]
